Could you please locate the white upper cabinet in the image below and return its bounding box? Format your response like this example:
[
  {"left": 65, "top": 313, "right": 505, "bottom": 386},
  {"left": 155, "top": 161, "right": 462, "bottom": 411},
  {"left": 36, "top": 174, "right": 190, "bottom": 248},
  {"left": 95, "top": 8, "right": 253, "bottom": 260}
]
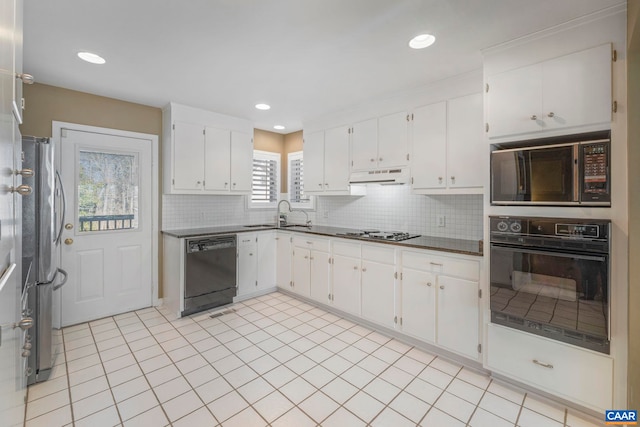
[
  {"left": 486, "top": 43, "right": 612, "bottom": 139},
  {"left": 411, "top": 93, "right": 483, "bottom": 193},
  {"left": 163, "top": 103, "right": 253, "bottom": 195},
  {"left": 351, "top": 112, "right": 409, "bottom": 171},
  {"left": 303, "top": 125, "right": 352, "bottom": 194}
]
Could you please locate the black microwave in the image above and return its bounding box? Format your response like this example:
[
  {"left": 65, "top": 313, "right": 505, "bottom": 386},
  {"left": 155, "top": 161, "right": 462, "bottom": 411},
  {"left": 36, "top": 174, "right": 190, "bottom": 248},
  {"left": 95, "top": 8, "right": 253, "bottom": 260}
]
[{"left": 491, "top": 134, "right": 611, "bottom": 206}]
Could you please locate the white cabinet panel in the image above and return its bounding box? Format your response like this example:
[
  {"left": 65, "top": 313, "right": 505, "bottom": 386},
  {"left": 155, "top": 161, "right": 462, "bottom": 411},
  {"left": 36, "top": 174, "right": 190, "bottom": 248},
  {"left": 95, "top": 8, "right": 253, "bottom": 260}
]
[
  {"left": 292, "top": 248, "right": 311, "bottom": 297},
  {"left": 238, "top": 243, "right": 257, "bottom": 296},
  {"left": 447, "top": 93, "right": 484, "bottom": 189},
  {"left": 351, "top": 118, "right": 378, "bottom": 171},
  {"left": 332, "top": 254, "right": 361, "bottom": 316},
  {"left": 230, "top": 131, "right": 253, "bottom": 193},
  {"left": 401, "top": 268, "right": 436, "bottom": 343},
  {"left": 487, "top": 324, "right": 613, "bottom": 412},
  {"left": 257, "top": 232, "right": 276, "bottom": 290},
  {"left": 411, "top": 102, "right": 446, "bottom": 189},
  {"left": 276, "top": 232, "right": 292, "bottom": 289},
  {"left": 303, "top": 131, "right": 325, "bottom": 192},
  {"left": 310, "top": 251, "right": 330, "bottom": 304},
  {"left": 173, "top": 121, "right": 204, "bottom": 190},
  {"left": 204, "top": 126, "right": 230, "bottom": 191},
  {"left": 361, "top": 259, "right": 395, "bottom": 329},
  {"left": 437, "top": 275, "right": 479, "bottom": 359},
  {"left": 323, "top": 125, "right": 351, "bottom": 191},
  {"left": 378, "top": 111, "right": 409, "bottom": 168}
]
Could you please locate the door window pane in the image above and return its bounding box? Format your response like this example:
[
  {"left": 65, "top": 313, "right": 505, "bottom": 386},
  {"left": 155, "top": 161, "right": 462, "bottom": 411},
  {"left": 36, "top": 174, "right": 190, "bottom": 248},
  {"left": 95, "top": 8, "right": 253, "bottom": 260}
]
[{"left": 78, "top": 150, "right": 139, "bottom": 232}]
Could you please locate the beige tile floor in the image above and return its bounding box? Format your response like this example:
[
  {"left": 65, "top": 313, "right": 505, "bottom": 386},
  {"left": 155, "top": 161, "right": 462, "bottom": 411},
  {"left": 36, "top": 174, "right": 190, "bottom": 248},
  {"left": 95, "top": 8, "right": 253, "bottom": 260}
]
[{"left": 25, "top": 292, "right": 603, "bottom": 426}]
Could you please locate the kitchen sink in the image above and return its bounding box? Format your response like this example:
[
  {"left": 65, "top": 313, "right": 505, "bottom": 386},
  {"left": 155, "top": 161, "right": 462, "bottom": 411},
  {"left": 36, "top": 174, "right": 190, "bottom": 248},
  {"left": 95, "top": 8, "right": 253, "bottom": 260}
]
[{"left": 243, "top": 224, "right": 275, "bottom": 228}]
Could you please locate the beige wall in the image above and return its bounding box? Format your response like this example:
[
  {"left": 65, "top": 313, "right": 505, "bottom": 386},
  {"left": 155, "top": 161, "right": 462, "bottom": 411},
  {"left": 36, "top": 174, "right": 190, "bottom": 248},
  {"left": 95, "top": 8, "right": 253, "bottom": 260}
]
[
  {"left": 21, "top": 83, "right": 162, "bottom": 137},
  {"left": 253, "top": 129, "right": 303, "bottom": 194},
  {"left": 20, "top": 83, "right": 164, "bottom": 297},
  {"left": 628, "top": 2, "right": 640, "bottom": 410}
]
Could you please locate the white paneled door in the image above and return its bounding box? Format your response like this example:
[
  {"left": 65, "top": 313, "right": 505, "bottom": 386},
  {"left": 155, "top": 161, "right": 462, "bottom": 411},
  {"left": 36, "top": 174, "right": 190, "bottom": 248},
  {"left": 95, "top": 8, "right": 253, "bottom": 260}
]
[{"left": 59, "top": 128, "right": 153, "bottom": 326}]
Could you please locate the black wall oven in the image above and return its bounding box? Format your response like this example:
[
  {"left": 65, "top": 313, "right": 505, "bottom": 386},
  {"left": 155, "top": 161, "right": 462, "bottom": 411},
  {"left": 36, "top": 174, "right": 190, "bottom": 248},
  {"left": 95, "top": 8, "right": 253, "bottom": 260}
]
[
  {"left": 489, "top": 216, "right": 610, "bottom": 354},
  {"left": 490, "top": 132, "right": 611, "bottom": 206}
]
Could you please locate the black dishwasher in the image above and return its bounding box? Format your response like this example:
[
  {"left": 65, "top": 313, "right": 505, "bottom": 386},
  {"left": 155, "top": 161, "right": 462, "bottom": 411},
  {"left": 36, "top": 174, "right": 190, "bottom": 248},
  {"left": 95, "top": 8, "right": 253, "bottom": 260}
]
[{"left": 184, "top": 235, "right": 237, "bottom": 316}]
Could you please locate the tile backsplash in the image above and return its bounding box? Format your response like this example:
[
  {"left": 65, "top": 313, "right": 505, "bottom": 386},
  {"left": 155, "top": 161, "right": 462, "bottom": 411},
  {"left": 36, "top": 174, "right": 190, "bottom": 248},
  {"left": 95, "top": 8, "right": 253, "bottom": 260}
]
[{"left": 163, "top": 186, "right": 483, "bottom": 241}]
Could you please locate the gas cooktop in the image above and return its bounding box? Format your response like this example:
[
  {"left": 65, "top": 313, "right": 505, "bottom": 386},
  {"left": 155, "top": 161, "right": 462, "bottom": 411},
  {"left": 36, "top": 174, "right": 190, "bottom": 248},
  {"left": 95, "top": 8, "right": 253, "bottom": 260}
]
[{"left": 337, "top": 230, "right": 421, "bottom": 242}]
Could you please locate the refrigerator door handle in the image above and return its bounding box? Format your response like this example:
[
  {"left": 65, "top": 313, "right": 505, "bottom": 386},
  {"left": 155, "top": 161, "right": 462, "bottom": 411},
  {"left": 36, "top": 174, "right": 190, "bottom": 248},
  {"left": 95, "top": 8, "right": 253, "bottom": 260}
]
[
  {"left": 54, "top": 170, "right": 67, "bottom": 245},
  {"left": 52, "top": 268, "right": 68, "bottom": 291}
]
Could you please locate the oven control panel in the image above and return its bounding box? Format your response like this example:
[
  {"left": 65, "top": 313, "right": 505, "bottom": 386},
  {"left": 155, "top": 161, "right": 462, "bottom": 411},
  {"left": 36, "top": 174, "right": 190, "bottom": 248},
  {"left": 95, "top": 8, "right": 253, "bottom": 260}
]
[{"left": 555, "top": 223, "right": 600, "bottom": 238}]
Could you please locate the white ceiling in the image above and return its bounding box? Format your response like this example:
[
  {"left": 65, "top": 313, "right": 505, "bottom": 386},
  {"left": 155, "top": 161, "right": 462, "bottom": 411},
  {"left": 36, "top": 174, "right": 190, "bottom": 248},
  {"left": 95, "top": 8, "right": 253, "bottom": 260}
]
[{"left": 23, "top": 0, "right": 624, "bottom": 133}]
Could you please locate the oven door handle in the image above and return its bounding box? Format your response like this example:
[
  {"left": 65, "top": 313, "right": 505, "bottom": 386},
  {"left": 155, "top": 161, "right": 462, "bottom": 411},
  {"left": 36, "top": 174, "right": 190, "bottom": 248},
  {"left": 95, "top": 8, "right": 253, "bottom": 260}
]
[{"left": 490, "top": 244, "right": 607, "bottom": 263}]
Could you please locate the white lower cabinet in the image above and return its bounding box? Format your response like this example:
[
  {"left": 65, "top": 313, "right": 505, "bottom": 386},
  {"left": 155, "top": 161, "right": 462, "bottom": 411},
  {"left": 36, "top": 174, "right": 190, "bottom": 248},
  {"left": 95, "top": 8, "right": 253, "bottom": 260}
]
[
  {"left": 400, "top": 250, "right": 481, "bottom": 360},
  {"left": 291, "top": 236, "right": 330, "bottom": 300},
  {"left": 361, "top": 245, "right": 397, "bottom": 330},
  {"left": 237, "top": 231, "right": 276, "bottom": 298},
  {"left": 330, "top": 240, "right": 362, "bottom": 316},
  {"left": 276, "top": 232, "right": 292, "bottom": 290},
  {"left": 487, "top": 324, "right": 613, "bottom": 412}
]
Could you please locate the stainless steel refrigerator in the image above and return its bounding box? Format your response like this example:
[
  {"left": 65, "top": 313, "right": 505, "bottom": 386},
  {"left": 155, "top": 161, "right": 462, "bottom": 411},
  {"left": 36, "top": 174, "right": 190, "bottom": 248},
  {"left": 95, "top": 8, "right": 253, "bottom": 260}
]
[{"left": 21, "top": 135, "right": 67, "bottom": 385}]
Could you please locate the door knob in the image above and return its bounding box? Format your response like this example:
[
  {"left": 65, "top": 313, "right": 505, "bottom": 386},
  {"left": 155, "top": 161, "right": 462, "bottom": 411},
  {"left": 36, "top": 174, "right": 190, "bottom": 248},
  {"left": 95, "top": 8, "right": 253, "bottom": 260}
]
[
  {"left": 14, "top": 317, "right": 34, "bottom": 330},
  {"left": 65, "top": 223, "right": 73, "bottom": 230},
  {"left": 64, "top": 238, "right": 74, "bottom": 245},
  {"left": 15, "top": 168, "right": 34, "bottom": 177},
  {"left": 10, "top": 184, "right": 32, "bottom": 196},
  {"left": 16, "top": 73, "right": 34, "bottom": 84}
]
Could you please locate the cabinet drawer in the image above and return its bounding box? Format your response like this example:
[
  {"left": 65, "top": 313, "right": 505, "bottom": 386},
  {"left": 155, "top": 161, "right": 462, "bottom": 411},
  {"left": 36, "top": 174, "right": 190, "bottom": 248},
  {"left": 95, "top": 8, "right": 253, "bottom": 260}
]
[
  {"left": 238, "top": 233, "right": 256, "bottom": 247},
  {"left": 293, "top": 236, "right": 330, "bottom": 252},
  {"left": 487, "top": 324, "right": 613, "bottom": 412},
  {"left": 402, "top": 250, "right": 479, "bottom": 281},
  {"left": 332, "top": 240, "right": 361, "bottom": 258},
  {"left": 362, "top": 244, "right": 395, "bottom": 265}
]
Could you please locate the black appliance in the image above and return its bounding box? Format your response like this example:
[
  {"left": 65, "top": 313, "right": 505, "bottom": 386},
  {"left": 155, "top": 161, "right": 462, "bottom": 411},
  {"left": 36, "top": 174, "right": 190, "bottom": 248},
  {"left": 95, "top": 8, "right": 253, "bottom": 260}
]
[
  {"left": 490, "top": 132, "right": 610, "bottom": 206},
  {"left": 184, "top": 235, "right": 237, "bottom": 316},
  {"left": 489, "top": 216, "right": 610, "bottom": 353}
]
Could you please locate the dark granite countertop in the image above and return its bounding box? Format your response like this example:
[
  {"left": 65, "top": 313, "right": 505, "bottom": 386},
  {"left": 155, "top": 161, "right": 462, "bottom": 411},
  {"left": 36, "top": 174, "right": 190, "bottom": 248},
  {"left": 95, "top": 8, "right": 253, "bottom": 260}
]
[{"left": 162, "top": 224, "right": 483, "bottom": 256}]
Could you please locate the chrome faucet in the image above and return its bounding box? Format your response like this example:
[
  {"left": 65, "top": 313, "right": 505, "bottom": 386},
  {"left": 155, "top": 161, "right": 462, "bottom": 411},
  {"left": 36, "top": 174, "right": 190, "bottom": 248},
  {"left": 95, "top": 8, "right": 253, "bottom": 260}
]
[{"left": 276, "top": 199, "right": 312, "bottom": 228}]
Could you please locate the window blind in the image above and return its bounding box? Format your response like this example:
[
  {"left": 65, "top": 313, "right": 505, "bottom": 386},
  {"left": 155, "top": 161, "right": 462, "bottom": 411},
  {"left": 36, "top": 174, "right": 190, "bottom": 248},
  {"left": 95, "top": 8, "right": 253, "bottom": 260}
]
[{"left": 252, "top": 156, "right": 278, "bottom": 204}]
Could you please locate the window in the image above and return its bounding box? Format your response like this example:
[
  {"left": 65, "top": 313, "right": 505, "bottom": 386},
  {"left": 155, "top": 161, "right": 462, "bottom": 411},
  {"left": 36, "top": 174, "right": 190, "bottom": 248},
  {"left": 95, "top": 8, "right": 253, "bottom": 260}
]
[
  {"left": 249, "top": 150, "right": 280, "bottom": 208},
  {"left": 288, "top": 151, "right": 314, "bottom": 209}
]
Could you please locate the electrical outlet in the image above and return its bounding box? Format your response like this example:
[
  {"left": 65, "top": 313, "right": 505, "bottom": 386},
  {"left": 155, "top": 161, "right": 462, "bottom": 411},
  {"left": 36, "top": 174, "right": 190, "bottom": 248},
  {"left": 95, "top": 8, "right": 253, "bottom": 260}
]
[{"left": 438, "top": 215, "right": 446, "bottom": 227}]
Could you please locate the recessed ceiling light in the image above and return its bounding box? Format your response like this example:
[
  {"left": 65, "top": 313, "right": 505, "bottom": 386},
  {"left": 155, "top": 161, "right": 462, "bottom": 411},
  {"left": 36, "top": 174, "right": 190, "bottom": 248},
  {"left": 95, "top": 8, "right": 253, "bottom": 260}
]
[
  {"left": 77, "top": 51, "right": 106, "bottom": 64},
  {"left": 255, "top": 103, "right": 271, "bottom": 110},
  {"left": 409, "top": 34, "right": 436, "bottom": 49},
  {"left": 273, "top": 125, "right": 285, "bottom": 130}
]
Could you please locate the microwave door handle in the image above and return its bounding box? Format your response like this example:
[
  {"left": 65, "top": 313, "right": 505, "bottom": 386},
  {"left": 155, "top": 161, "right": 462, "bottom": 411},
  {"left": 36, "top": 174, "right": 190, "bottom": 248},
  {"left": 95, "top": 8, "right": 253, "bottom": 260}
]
[
  {"left": 573, "top": 144, "right": 580, "bottom": 202},
  {"left": 490, "top": 244, "right": 606, "bottom": 263}
]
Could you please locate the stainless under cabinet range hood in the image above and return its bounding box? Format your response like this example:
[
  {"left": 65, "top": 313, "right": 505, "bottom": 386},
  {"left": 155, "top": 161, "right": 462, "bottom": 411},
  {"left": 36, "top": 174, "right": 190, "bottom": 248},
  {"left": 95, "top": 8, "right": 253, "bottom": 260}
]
[{"left": 349, "top": 168, "right": 410, "bottom": 185}]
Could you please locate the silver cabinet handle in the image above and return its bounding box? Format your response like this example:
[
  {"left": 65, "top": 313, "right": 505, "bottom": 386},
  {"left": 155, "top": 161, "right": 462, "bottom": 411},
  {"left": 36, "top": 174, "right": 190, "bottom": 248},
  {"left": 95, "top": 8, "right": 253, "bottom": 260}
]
[
  {"left": 14, "top": 317, "right": 34, "bottom": 330},
  {"left": 370, "top": 158, "right": 375, "bottom": 162},
  {"left": 450, "top": 176, "right": 455, "bottom": 184},
  {"left": 16, "top": 73, "right": 34, "bottom": 84},
  {"left": 430, "top": 262, "right": 443, "bottom": 266},
  {"left": 426, "top": 282, "right": 432, "bottom": 287},
  {"left": 318, "top": 183, "right": 323, "bottom": 187},
  {"left": 379, "top": 158, "right": 383, "bottom": 161},
  {"left": 10, "top": 184, "right": 32, "bottom": 196},
  {"left": 353, "top": 266, "right": 358, "bottom": 270},
  {"left": 310, "top": 256, "right": 314, "bottom": 260},
  {"left": 304, "top": 255, "right": 308, "bottom": 259},
  {"left": 233, "top": 183, "right": 236, "bottom": 187},
  {"left": 362, "top": 267, "right": 367, "bottom": 272},
  {"left": 438, "top": 177, "right": 443, "bottom": 184},
  {"left": 15, "top": 168, "right": 34, "bottom": 177},
  {"left": 532, "top": 359, "right": 554, "bottom": 369},
  {"left": 249, "top": 253, "right": 253, "bottom": 256},
  {"left": 306, "top": 241, "right": 313, "bottom": 245},
  {"left": 439, "top": 285, "right": 444, "bottom": 290},
  {"left": 547, "top": 112, "right": 555, "bottom": 118},
  {"left": 224, "top": 182, "right": 228, "bottom": 186},
  {"left": 196, "top": 181, "right": 201, "bottom": 184},
  {"left": 530, "top": 115, "right": 537, "bottom": 120}
]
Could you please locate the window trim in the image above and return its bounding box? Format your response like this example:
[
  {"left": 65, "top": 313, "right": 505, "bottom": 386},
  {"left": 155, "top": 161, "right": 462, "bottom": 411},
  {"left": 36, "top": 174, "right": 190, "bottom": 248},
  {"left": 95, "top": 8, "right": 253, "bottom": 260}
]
[
  {"left": 287, "top": 151, "right": 315, "bottom": 210},
  {"left": 248, "top": 150, "right": 281, "bottom": 209}
]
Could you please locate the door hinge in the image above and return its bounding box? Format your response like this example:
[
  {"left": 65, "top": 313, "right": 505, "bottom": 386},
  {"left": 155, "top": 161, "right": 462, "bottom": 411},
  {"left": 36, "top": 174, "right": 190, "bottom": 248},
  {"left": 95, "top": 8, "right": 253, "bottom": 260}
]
[
  {"left": 411, "top": 177, "right": 414, "bottom": 185},
  {"left": 394, "top": 316, "right": 398, "bottom": 324},
  {"left": 400, "top": 317, "right": 403, "bottom": 326},
  {"left": 485, "top": 83, "right": 489, "bottom": 93},
  {"left": 172, "top": 124, "right": 175, "bottom": 130},
  {"left": 351, "top": 160, "right": 353, "bottom": 166},
  {"left": 328, "top": 293, "right": 331, "bottom": 301},
  {"left": 203, "top": 129, "right": 205, "bottom": 135},
  {"left": 478, "top": 289, "right": 482, "bottom": 298},
  {"left": 485, "top": 123, "right": 489, "bottom": 133},
  {"left": 400, "top": 272, "right": 403, "bottom": 280},
  {"left": 289, "top": 237, "right": 293, "bottom": 242},
  {"left": 394, "top": 271, "right": 398, "bottom": 279},
  {"left": 612, "top": 101, "right": 618, "bottom": 113},
  {"left": 255, "top": 280, "right": 258, "bottom": 287},
  {"left": 612, "top": 49, "right": 617, "bottom": 62},
  {"left": 406, "top": 153, "right": 410, "bottom": 161},
  {"left": 478, "top": 343, "right": 482, "bottom": 353},
  {"left": 172, "top": 179, "right": 175, "bottom": 185},
  {"left": 406, "top": 114, "right": 410, "bottom": 122},
  {"left": 411, "top": 113, "right": 414, "bottom": 121}
]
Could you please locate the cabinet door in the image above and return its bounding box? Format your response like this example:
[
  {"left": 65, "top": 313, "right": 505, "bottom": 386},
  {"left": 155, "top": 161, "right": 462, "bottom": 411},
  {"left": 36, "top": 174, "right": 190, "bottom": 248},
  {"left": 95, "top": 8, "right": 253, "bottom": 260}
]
[
  {"left": 378, "top": 111, "right": 409, "bottom": 168},
  {"left": 401, "top": 268, "right": 436, "bottom": 343},
  {"left": 411, "top": 102, "right": 446, "bottom": 189},
  {"left": 361, "top": 260, "right": 395, "bottom": 329},
  {"left": 309, "top": 251, "right": 330, "bottom": 303},
  {"left": 292, "top": 248, "right": 311, "bottom": 297},
  {"left": 542, "top": 44, "right": 611, "bottom": 131},
  {"left": 173, "top": 121, "right": 205, "bottom": 190},
  {"left": 303, "top": 131, "right": 325, "bottom": 193},
  {"left": 323, "top": 125, "right": 350, "bottom": 192},
  {"left": 332, "top": 254, "right": 361, "bottom": 316},
  {"left": 351, "top": 118, "right": 378, "bottom": 171},
  {"left": 276, "top": 233, "right": 291, "bottom": 289},
  {"left": 447, "top": 93, "right": 484, "bottom": 189},
  {"left": 486, "top": 64, "right": 542, "bottom": 139},
  {"left": 436, "top": 275, "right": 479, "bottom": 359},
  {"left": 204, "top": 126, "right": 231, "bottom": 191},
  {"left": 237, "top": 244, "right": 258, "bottom": 296},
  {"left": 257, "top": 232, "right": 276, "bottom": 290},
  {"left": 230, "top": 131, "right": 253, "bottom": 193}
]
